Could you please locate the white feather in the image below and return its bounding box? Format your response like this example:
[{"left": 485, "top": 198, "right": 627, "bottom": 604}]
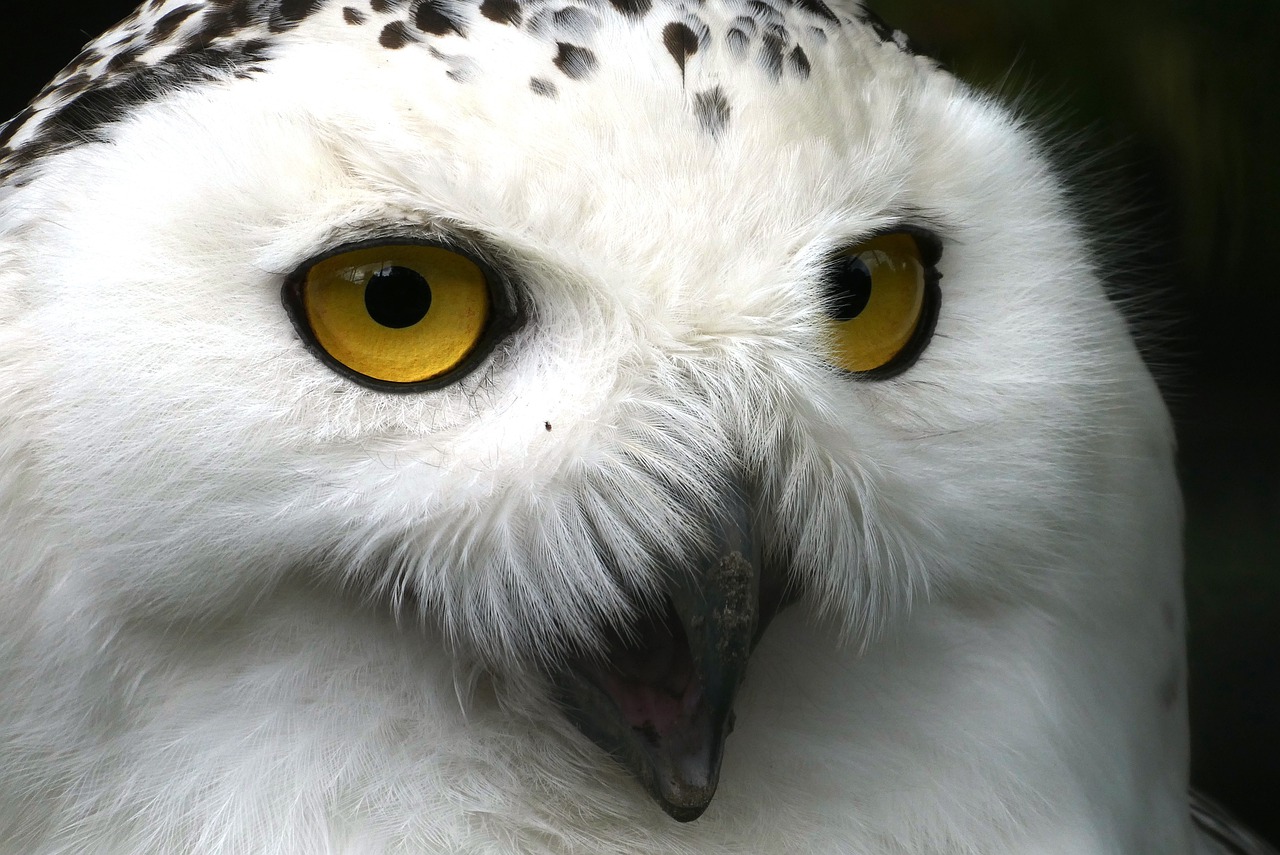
[{"left": 0, "top": 0, "right": 1201, "bottom": 851}]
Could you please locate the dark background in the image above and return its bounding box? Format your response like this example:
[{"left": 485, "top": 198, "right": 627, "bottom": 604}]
[{"left": 4, "top": 0, "right": 1277, "bottom": 842}]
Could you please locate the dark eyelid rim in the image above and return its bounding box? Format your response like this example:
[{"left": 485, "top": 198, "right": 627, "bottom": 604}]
[
  {"left": 281, "top": 236, "right": 526, "bottom": 393},
  {"left": 825, "top": 224, "right": 943, "bottom": 381}
]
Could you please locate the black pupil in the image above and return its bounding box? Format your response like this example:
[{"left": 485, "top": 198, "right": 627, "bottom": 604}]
[
  {"left": 825, "top": 255, "right": 873, "bottom": 321},
  {"left": 365, "top": 265, "right": 433, "bottom": 329}
]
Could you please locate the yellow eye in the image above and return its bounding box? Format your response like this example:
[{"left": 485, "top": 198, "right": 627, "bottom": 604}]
[
  {"left": 284, "top": 243, "right": 508, "bottom": 388},
  {"left": 823, "top": 232, "right": 939, "bottom": 375}
]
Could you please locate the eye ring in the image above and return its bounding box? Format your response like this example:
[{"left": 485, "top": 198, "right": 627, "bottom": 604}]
[
  {"left": 821, "top": 227, "right": 942, "bottom": 380},
  {"left": 281, "top": 238, "right": 523, "bottom": 393}
]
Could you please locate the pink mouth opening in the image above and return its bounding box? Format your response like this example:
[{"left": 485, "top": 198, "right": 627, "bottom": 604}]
[{"left": 596, "top": 602, "right": 702, "bottom": 741}]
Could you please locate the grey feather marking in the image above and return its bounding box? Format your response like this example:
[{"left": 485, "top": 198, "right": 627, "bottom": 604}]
[{"left": 692, "top": 86, "right": 729, "bottom": 137}]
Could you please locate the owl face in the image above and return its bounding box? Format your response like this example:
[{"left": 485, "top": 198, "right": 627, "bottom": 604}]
[{"left": 0, "top": 0, "right": 1166, "bottom": 826}]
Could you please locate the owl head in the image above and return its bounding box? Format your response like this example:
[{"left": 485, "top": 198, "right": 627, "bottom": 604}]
[{"left": 0, "top": 0, "right": 1173, "bottom": 825}]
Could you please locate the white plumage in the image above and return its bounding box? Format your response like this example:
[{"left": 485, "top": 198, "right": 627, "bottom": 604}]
[{"left": 0, "top": 0, "right": 1251, "bottom": 852}]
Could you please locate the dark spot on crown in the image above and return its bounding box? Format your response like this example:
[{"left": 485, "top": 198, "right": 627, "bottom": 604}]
[
  {"left": 52, "top": 74, "right": 93, "bottom": 99},
  {"left": 747, "top": 1, "right": 782, "bottom": 24},
  {"left": 414, "top": 0, "right": 465, "bottom": 36},
  {"left": 524, "top": 9, "right": 553, "bottom": 35},
  {"left": 793, "top": 0, "right": 839, "bottom": 25},
  {"left": 553, "top": 43, "right": 597, "bottom": 80},
  {"left": 731, "top": 15, "right": 756, "bottom": 35},
  {"left": 480, "top": 0, "right": 522, "bottom": 26},
  {"left": 278, "top": 0, "right": 327, "bottom": 24},
  {"left": 3, "top": 39, "right": 273, "bottom": 179},
  {"left": 552, "top": 6, "right": 597, "bottom": 34},
  {"left": 725, "top": 28, "right": 748, "bottom": 56},
  {"left": 530, "top": 76, "right": 558, "bottom": 97},
  {"left": 758, "top": 32, "right": 784, "bottom": 81},
  {"left": 787, "top": 45, "right": 810, "bottom": 78},
  {"left": 150, "top": 4, "right": 202, "bottom": 40},
  {"left": 343, "top": 6, "right": 368, "bottom": 24},
  {"left": 270, "top": 0, "right": 325, "bottom": 31},
  {"left": 607, "top": 0, "right": 651, "bottom": 18},
  {"left": 191, "top": 0, "right": 252, "bottom": 43},
  {"left": 662, "top": 21, "right": 698, "bottom": 79},
  {"left": 508, "top": 17, "right": 551, "bottom": 44},
  {"left": 105, "top": 47, "right": 143, "bottom": 73},
  {"left": 688, "top": 17, "right": 711, "bottom": 47},
  {"left": 370, "top": 0, "right": 397, "bottom": 13},
  {"left": 855, "top": 8, "right": 918, "bottom": 54},
  {"left": 692, "top": 86, "right": 729, "bottom": 137},
  {"left": 65, "top": 48, "right": 103, "bottom": 75},
  {"left": 380, "top": 19, "right": 418, "bottom": 47},
  {"left": 808, "top": 25, "right": 827, "bottom": 44}
]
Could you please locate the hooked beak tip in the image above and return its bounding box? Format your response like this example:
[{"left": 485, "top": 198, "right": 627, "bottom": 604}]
[{"left": 551, "top": 482, "right": 794, "bottom": 823}]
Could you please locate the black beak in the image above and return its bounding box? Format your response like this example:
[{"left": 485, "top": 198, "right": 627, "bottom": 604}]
[{"left": 551, "top": 485, "right": 787, "bottom": 822}]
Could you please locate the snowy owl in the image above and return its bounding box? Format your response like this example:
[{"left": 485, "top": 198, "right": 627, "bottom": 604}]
[{"left": 0, "top": 0, "right": 1270, "bottom": 853}]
